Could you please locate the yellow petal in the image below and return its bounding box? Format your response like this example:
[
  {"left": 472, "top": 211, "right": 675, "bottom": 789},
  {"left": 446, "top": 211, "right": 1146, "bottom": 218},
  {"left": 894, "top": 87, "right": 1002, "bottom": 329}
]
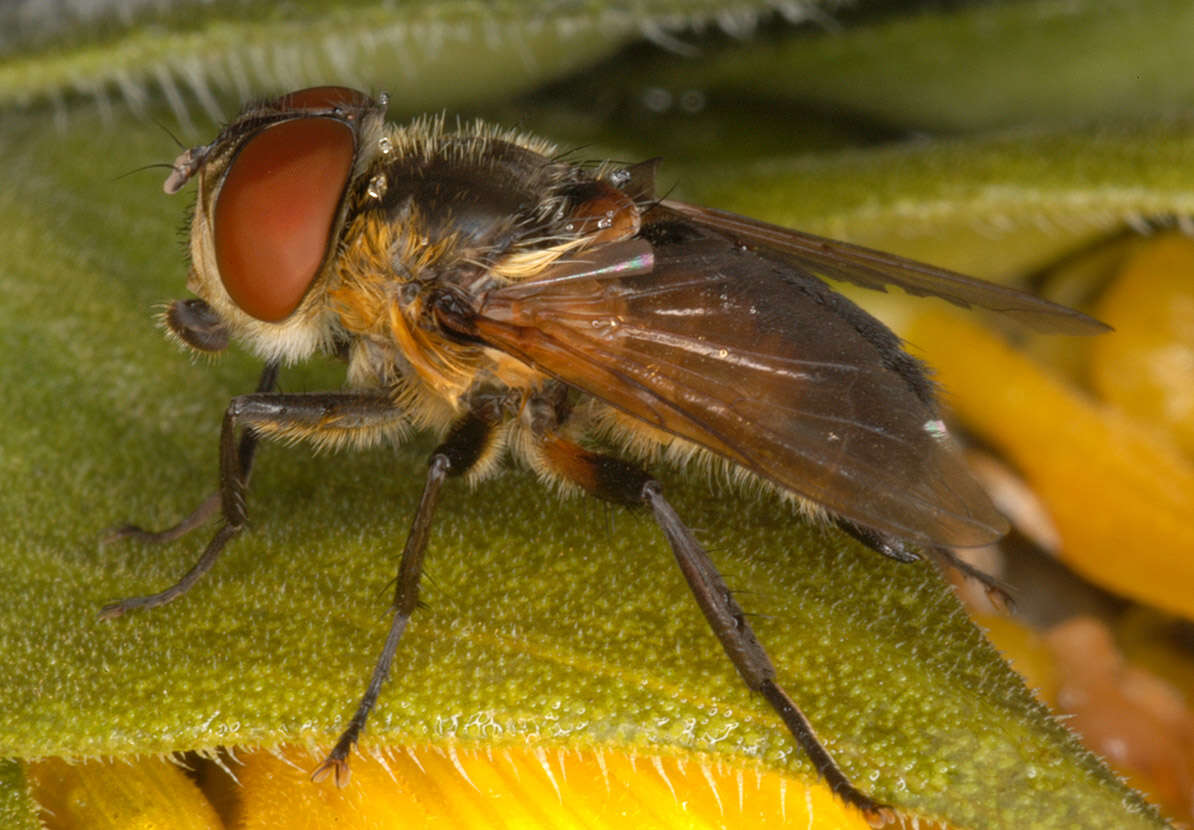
[
  {"left": 904, "top": 310, "right": 1194, "bottom": 618},
  {"left": 233, "top": 744, "right": 874, "bottom": 830},
  {"left": 25, "top": 756, "right": 222, "bottom": 830},
  {"left": 1090, "top": 232, "right": 1194, "bottom": 457}
]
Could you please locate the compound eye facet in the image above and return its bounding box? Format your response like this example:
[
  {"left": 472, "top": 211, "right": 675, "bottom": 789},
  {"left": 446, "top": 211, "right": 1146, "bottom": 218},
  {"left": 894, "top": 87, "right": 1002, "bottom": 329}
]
[{"left": 213, "top": 117, "right": 354, "bottom": 322}]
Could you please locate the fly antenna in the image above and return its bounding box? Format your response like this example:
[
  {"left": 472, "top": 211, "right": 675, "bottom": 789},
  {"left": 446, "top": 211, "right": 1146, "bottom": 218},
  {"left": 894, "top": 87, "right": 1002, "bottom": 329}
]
[{"left": 112, "top": 162, "right": 176, "bottom": 183}]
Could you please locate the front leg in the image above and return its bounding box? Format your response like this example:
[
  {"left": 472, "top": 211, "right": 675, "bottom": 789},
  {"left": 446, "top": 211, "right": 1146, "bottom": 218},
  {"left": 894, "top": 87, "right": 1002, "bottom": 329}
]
[
  {"left": 105, "top": 361, "right": 280, "bottom": 545},
  {"left": 99, "top": 390, "right": 404, "bottom": 619}
]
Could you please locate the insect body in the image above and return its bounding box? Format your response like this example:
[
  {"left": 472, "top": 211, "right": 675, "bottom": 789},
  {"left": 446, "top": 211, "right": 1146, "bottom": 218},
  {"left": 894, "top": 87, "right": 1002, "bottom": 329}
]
[{"left": 103, "top": 86, "right": 1106, "bottom": 820}]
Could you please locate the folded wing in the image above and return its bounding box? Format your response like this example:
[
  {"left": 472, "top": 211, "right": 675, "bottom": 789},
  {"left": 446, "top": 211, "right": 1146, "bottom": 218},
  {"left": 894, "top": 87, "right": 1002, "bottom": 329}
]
[
  {"left": 469, "top": 233, "right": 1008, "bottom": 547},
  {"left": 659, "top": 201, "right": 1109, "bottom": 335}
]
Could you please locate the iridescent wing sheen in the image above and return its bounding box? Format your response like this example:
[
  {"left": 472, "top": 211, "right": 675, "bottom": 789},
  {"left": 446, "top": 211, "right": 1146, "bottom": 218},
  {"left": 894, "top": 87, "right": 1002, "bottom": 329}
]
[
  {"left": 658, "top": 201, "right": 1109, "bottom": 335},
  {"left": 470, "top": 233, "right": 1009, "bottom": 548}
]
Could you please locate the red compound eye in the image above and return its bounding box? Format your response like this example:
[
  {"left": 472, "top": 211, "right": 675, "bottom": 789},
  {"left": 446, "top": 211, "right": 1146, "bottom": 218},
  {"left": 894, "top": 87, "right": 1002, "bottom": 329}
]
[
  {"left": 213, "top": 117, "right": 354, "bottom": 322},
  {"left": 276, "top": 85, "right": 375, "bottom": 113}
]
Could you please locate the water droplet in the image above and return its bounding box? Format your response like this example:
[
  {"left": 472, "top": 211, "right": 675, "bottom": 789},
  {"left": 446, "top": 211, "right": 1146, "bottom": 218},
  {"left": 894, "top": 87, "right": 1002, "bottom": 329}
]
[
  {"left": 378, "top": 136, "right": 392, "bottom": 154},
  {"left": 367, "top": 173, "right": 388, "bottom": 200}
]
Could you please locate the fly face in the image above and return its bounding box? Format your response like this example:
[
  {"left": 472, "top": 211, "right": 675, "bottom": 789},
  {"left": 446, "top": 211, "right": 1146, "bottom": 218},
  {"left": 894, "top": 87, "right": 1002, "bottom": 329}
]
[
  {"left": 105, "top": 86, "right": 1108, "bottom": 823},
  {"left": 162, "top": 86, "right": 386, "bottom": 365}
]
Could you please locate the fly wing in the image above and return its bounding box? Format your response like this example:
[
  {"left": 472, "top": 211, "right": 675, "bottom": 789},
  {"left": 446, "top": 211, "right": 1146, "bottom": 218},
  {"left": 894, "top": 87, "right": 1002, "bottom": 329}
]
[
  {"left": 658, "top": 200, "right": 1109, "bottom": 335},
  {"left": 470, "top": 233, "right": 1008, "bottom": 547}
]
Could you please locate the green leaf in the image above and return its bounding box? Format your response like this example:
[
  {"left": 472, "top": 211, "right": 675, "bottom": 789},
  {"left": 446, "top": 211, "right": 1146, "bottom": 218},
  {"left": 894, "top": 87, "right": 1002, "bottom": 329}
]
[
  {"left": 1, "top": 4, "right": 1183, "bottom": 828},
  {"left": 656, "top": 0, "right": 1194, "bottom": 132},
  {"left": 0, "top": 0, "right": 802, "bottom": 124},
  {"left": 0, "top": 761, "right": 39, "bottom": 830},
  {"left": 671, "top": 124, "right": 1194, "bottom": 282}
]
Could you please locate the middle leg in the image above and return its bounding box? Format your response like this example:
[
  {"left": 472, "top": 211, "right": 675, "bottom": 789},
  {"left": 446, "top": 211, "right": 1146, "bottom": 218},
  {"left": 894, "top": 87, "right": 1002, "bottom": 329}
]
[{"left": 312, "top": 400, "right": 506, "bottom": 785}]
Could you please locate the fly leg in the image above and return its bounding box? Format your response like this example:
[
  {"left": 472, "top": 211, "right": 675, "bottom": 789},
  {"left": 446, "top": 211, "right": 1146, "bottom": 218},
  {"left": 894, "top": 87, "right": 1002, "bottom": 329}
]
[
  {"left": 312, "top": 402, "right": 505, "bottom": 786},
  {"left": 836, "top": 519, "right": 1014, "bottom": 608},
  {"left": 99, "top": 389, "right": 403, "bottom": 619},
  {"left": 104, "top": 362, "right": 280, "bottom": 545},
  {"left": 928, "top": 544, "right": 1015, "bottom": 610},
  {"left": 647, "top": 486, "right": 893, "bottom": 821},
  {"left": 532, "top": 435, "right": 893, "bottom": 824},
  {"left": 834, "top": 519, "right": 920, "bottom": 564}
]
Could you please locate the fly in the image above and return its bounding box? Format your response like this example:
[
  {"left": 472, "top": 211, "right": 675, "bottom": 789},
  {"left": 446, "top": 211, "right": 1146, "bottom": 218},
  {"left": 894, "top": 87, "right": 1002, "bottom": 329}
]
[{"left": 101, "top": 86, "right": 1107, "bottom": 823}]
